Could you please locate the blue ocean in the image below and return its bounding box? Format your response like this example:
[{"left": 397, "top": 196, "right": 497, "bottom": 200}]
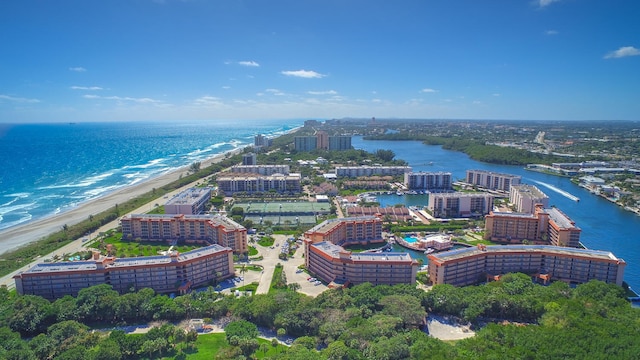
[{"left": 0, "top": 120, "right": 303, "bottom": 231}]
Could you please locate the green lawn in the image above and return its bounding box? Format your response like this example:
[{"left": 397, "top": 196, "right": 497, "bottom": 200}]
[
  {"left": 258, "top": 236, "right": 275, "bottom": 247},
  {"left": 248, "top": 246, "right": 258, "bottom": 256},
  {"left": 90, "top": 234, "right": 200, "bottom": 258},
  {"left": 184, "top": 333, "right": 287, "bottom": 359}
]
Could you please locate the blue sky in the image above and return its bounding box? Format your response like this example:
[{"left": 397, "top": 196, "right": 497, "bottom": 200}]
[{"left": 1, "top": 0, "right": 639, "bottom": 122}]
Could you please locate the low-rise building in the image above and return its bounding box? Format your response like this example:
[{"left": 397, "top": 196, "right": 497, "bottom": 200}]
[
  {"left": 14, "top": 244, "right": 234, "bottom": 300},
  {"left": 120, "top": 214, "right": 247, "bottom": 253},
  {"left": 336, "top": 166, "right": 412, "bottom": 178},
  {"left": 306, "top": 241, "right": 418, "bottom": 287},
  {"left": 230, "top": 164, "right": 290, "bottom": 176},
  {"left": 164, "top": 187, "right": 212, "bottom": 215},
  {"left": 428, "top": 244, "right": 625, "bottom": 287},
  {"left": 304, "top": 217, "right": 419, "bottom": 286},
  {"left": 216, "top": 173, "right": 301, "bottom": 196}
]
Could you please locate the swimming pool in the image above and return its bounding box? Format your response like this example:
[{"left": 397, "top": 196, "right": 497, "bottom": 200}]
[{"left": 404, "top": 236, "right": 418, "bottom": 243}]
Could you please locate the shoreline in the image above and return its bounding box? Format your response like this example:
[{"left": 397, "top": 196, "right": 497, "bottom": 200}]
[{"left": 0, "top": 147, "right": 244, "bottom": 256}]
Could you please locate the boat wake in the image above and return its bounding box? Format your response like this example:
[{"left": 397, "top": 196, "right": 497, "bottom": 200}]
[{"left": 531, "top": 180, "right": 580, "bottom": 202}]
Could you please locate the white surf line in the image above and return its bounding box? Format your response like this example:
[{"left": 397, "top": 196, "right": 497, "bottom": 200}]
[{"left": 532, "top": 180, "right": 580, "bottom": 202}]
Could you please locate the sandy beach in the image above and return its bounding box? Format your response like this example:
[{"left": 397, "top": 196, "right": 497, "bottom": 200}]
[{"left": 0, "top": 149, "right": 240, "bottom": 256}]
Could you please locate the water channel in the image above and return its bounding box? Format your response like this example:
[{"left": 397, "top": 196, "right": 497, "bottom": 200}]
[{"left": 352, "top": 136, "right": 640, "bottom": 290}]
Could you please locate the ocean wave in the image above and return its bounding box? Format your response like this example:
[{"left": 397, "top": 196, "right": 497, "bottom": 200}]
[
  {"left": 0, "top": 201, "right": 37, "bottom": 215},
  {"left": 0, "top": 212, "right": 33, "bottom": 231},
  {"left": 123, "top": 158, "right": 166, "bottom": 170},
  {"left": 1, "top": 193, "right": 31, "bottom": 208},
  {"left": 83, "top": 185, "right": 122, "bottom": 198},
  {"left": 4, "top": 192, "right": 31, "bottom": 198},
  {"left": 37, "top": 171, "right": 115, "bottom": 190}
]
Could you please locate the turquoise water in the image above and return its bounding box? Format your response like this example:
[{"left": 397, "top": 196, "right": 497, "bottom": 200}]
[
  {"left": 0, "top": 120, "right": 303, "bottom": 231},
  {"left": 404, "top": 236, "right": 418, "bottom": 243}
]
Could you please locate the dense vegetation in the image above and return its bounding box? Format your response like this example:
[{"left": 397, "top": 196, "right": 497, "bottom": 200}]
[
  {"left": 1, "top": 274, "right": 639, "bottom": 359},
  {"left": 364, "top": 133, "right": 566, "bottom": 166}
]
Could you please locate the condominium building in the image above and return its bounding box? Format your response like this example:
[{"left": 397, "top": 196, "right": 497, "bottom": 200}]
[
  {"left": 14, "top": 244, "right": 234, "bottom": 300},
  {"left": 427, "top": 192, "right": 493, "bottom": 218},
  {"left": 242, "top": 153, "right": 257, "bottom": 165},
  {"left": 294, "top": 135, "right": 352, "bottom": 152},
  {"left": 304, "top": 217, "right": 418, "bottom": 286},
  {"left": 230, "top": 165, "right": 290, "bottom": 176},
  {"left": 335, "top": 166, "right": 412, "bottom": 178},
  {"left": 120, "top": 214, "right": 247, "bottom": 253},
  {"left": 304, "top": 216, "right": 384, "bottom": 247},
  {"left": 216, "top": 173, "right": 301, "bottom": 196},
  {"left": 404, "top": 171, "right": 452, "bottom": 191},
  {"left": 317, "top": 131, "right": 329, "bottom": 150},
  {"left": 509, "top": 184, "right": 549, "bottom": 213},
  {"left": 305, "top": 241, "right": 418, "bottom": 287},
  {"left": 254, "top": 134, "right": 272, "bottom": 148},
  {"left": 466, "top": 169, "right": 521, "bottom": 192},
  {"left": 294, "top": 136, "right": 318, "bottom": 152},
  {"left": 484, "top": 205, "right": 581, "bottom": 247},
  {"left": 427, "top": 244, "right": 626, "bottom": 287},
  {"left": 328, "top": 136, "right": 352, "bottom": 151},
  {"left": 164, "top": 187, "right": 212, "bottom": 215}
]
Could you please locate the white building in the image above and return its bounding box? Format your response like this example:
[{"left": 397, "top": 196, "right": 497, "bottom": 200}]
[
  {"left": 336, "top": 166, "right": 412, "bottom": 178},
  {"left": 509, "top": 184, "right": 549, "bottom": 213},
  {"left": 165, "top": 187, "right": 212, "bottom": 215}
]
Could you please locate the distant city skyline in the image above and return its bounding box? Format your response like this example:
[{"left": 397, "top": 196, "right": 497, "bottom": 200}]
[{"left": 1, "top": 0, "right": 639, "bottom": 123}]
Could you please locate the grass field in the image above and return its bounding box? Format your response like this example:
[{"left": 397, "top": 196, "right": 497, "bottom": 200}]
[
  {"left": 184, "top": 333, "right": 287, "bottom": 359},
  {"left": 90, "top": 233, "right": 200, "bottom": 257}
]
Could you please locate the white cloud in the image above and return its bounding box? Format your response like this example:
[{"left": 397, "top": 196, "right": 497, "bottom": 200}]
[
  {"left": 193, "top": 96, "right": 224, "bottom": 106},
  {"left": 604, "top": 46, "right": 640, "bottom": 59},
  {"left": 222, "top": 86, "right": 231, "bottom": 89},
  {"left": 307, "top": 90, "right": 337, "bottom": 95},
  {"left": 472, "top": 100, "right": 482, "bottom": 105},
  {"left": 537, "top": 0, "right": 560, "bottom": 8},
  {"left": 82, "top": 94, "right": 161, "bottom": 104},
  {"left": 71, "top": 86, "right": 103, "bottom": 90},
  {"left": 420, "top": 88, "right": 438, "bottom": 93},
  {"left": 281, "top": 69, "right": 325, "bottom": 78},
  {"left": 238, "top": 60, "right": 260, "bottom": 67},
  {"left": 545, "top": 30, "right": 559, "bottom": 35},
  {"left": 0, "top": 94, "right": 40, "bottom": 103},
  {"left": 492, "top": 93, "right": 501, "bottom": 97},
  {"left": 265, "top": 88, "right": 285, "bottom": 96},
  {"left": 69, "top": 67, "right": 87, "bottom": 72}
]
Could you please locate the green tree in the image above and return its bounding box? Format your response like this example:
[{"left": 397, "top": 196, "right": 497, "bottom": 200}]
[{"left": 224, "top": 320, "right": 259, "bottom": 342}]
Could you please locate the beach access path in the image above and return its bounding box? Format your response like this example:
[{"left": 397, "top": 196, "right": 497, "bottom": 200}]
[{"left": 0, "top": 150, "right": 240, "bottom": 290}]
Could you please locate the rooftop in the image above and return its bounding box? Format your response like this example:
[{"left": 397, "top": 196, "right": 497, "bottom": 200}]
[
  {"left": 430, "top": 245, "right": 622, "bottom": 263},
  {"left": 165, "top": 187, "right": 211, "bottom": 206}
]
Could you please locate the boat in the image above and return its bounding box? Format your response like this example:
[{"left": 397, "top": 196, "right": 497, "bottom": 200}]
[{"left": 424, "top": 248, "right": 435, "bottom": 254}]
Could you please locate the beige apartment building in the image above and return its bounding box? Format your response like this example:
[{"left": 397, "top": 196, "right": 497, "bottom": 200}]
[
  {"left": 484, "top": 205, "right": 581, "bottom": 247},
  {"left": 120, "top": 214, "right": 247, "bottom": 253},
  {"left": 304, "top": 217, "right": 419, "bottom": 286},
  {"left": 14, "top": 244, "right": 234, "bottom": 300},
  {"left": 428, "top": 244, "right": 626, "bottom": 287}
]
